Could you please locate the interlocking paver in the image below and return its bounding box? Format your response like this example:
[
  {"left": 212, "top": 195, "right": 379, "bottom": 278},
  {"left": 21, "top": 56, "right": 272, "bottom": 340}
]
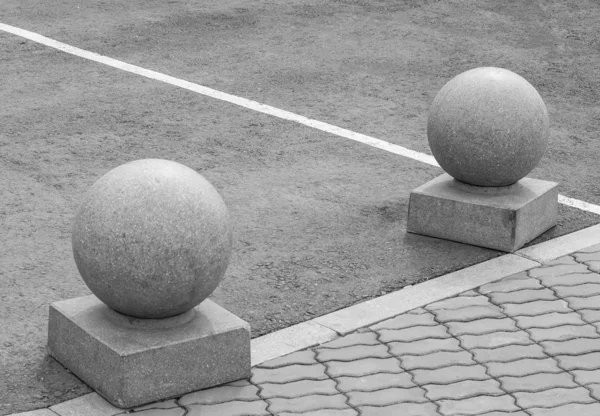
[
  {"left": 423, "top": 379, "right": 503, "bottom": 400},
  {"left": 326, "top": 357, "right": 402, "bottom": 377},
  {"left": 536, "top": 272, "right": 599, "bottom": 287},
  {"left": 485, "top": 358, "right": 562, "bottom": 377},
  {"left": 585, "top": 383, "right": 600, "bottom": 400},
  {"left": 347, "top": 386, "right": 428, "bottom": 406},
  {"left": 471, "top": 344, "right": 546, "bottom": 363},
  {"left": 437, "top": 395, "right": 519, "bottom": 415},
  {"left": 426, "top": 295, "right": 490, "bottom": 310},
  {"left": 574, "top": 249, "right": 600, "bottom": 260},
  {"left": 256, "top": 349, "right": 317, "bottom": 368},
  {"left": 251, "top": 363, "right": 327, "bottom": 384},
  {"left": 498, "top": 372, "right": 578, "bottom": 392},
  {"left": 279, "top": 410, "right": 358, "bottom": 416},
  {"left": 445, "top": 318, "right": 519, "bottom": 336},
  {"left": 580, "top": 309, "right": 600, "bottom": 323},
  {"left": 316, "top": 343, "right": 390, "bottom": 362},
  {"left": 501, "top": 300, "right": 570, "bottom": 317},
  {"left": 131, "top": 408, "right": 185, "bottom": 416},
  {"left": 529, "top": 264, "right": 591, "bottom": 278},
  {"left": 336, "top": 372, "right": 415, "bottom": 392},
  {"left": 318, "top": 331, "right": 379, "bottom": 349},
  {"left": 179, "top": 383, "right": 260, "bottom": 405},
  {"left": 526, "top": 324, "right": 598, "bottom": 341},
  {"left": 457, "top": 331, "right": 532, "bottom": 349},
  {"left": 546, "top": 255, "right": 579, "bottom": 266},
  {"left": 412, "top": 364, "right": 490, "bottom": 385},
  {"left": 478, "top": 412, "right": 529, "bottom": 416},
  {"left": 432, "top": 305, "right": 504, "bottom": 323},
  {"left": 267, "top": 394, "right": 348, "bottom": 414},
  {"left": 514, "top": 312, "right": 585, "bottom": 329},
  {"left": 513, "top": 387, "right": 594, "bottom": 408},
  {"left": 460, "top": 290, "right": 481, "bottom": 297},
  {"left": 186, "top": 400, "right": 269, "bottom": 416},
  {"left": 359, "top": 402, "right": 440, "bottom": 416},
  {"left": 554, "top": 283, "right": 600, "bottom": 298},
  {"left": 541, "top": 338, "right": 600, "bottom": 355},
  {"left": 371, "top": 312, "right": 437, "bottom": 330},
  {"left": 377, "top": 325, "right": 450, "bottom": 343},
  {"left": 401, "top": 350, "right": 475, "bottom": 370},
  {"left": 565, "top": 295, "right": 600, "bottom": 310},
  {"left": 572, "top": 369, "right": 600, "bottom": 385},
  {"left": 556, "top": 352, "right": 600, "bottom": 370},
  {"left": 489, "top": 288, "right": 557, "bottom": 304},
  {"left": 526, "top": 402, "right": 600, "bottom": 416},
  {"left": 389, "top": 337, "right": 461, "bottom": 356},
  {"left": 479, "top": 277, "right": 543, "bottom": 294},
  {"left": 259, "top": 379, "right": 338, "bottom": 399}
]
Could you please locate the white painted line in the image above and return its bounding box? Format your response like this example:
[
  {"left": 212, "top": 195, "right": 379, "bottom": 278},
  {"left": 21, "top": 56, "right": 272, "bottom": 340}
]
[
  {"left": 517, "top": 223, "right": 600, "bottom": 263},
  {"left": 1, "top": 22, "right": 599, "bottom": 216}
]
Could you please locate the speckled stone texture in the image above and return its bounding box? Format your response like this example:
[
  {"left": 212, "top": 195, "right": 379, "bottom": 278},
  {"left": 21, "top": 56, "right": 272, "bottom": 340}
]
[
  {"left": 47, "top": 295, "right": 251, "bottom": 409},
  {"left": 72, "top": 159, "right": 232, "bottom": 319},
  {"left": 407, "top": 174, "right": 558, "bottom": 252},
  {"left": 428, "top": 67, "right": 549, "bottom": 187}
]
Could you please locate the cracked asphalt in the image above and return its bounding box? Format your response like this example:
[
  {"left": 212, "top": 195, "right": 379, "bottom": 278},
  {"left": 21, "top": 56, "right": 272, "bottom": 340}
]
[{"left": 27, "top": 243, "right": 600, "bottom": 416}]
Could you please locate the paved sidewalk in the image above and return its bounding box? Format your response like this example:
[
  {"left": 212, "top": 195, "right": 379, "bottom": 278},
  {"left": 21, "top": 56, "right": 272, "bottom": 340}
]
[{"left": 17, "top": 243, "right": 600, "bottom": 416}]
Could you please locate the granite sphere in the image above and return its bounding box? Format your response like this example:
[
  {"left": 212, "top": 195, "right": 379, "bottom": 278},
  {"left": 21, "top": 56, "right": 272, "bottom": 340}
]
[
  {"left": 72, "top": 159, "right": 232, "bottom": 319},
  {"left": 427, "top": 67, "right": 549, "bottom": 187}
]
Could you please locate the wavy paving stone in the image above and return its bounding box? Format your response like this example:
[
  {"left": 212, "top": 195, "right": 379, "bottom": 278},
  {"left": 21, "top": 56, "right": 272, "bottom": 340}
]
[
  {"left": 389, "top": 337, "right": 461, "bottom": 356},
  {"left": 498, "top": 372, "right": 579, "bottom": 392},
  {"left": 432, "top": 305, "right": 504, "bottom": 323},
  {"left": 412, "top": 364, "right": 490, "bottom": 385},
  {"left": 529, "top": 264, "right": 591, "bottom": 278},
  {"left": 423, "top": 379, "right": 503, "bottom": 401},
  {"left": 359, "top": 402, "right": 440, "bottom": 416},
  {"left": 251, "top": 363, "right": 328, "bottom": 384},
  {"left": 326, "top": 357, "right": 402, "bottom": 377},
  {"left": 585, "top": 383, "right": 600, "bottom": 400},
  {"left": 526, "top": 402, "right": 600, "bottom": 416},
  {"left": 279, "top": 410, "right": 358, "bottom": 416},
  {"left": 485, "top": 358, "right": 562, "bottom": 377},
  {"left": 461, "top": 290, "right": 481, "bottom": 297},
  {"left": 259, "top": 379, "right": 338, "bottom": 399},
  {"left": 347, "top": 386, "right": 428, "bottom": 406},
  {"left": 535, "top": 272, "right": 599, "bottom": 287},
  {"left": 186, "top": 400, "right": 269, "bottom": 416},
  {"left": 546, "top": 255, "right": 580, "bottom": 266},
  {"left": 553, "top": 283, "right": 600, "bottom": 298},
  {"left": 426, "top": 295, "right": 491, "bottom": 311},
  {"left": 437, "top": 395, "right": 519, "bottom": 415},
  {"left": 257, "top": 349, "right": 317, "bottom": 368},
  {"left": 572, "top": 369, "right": 600, "bottom": 385},
  {"left": 315, "top": 343, "right": 390, "bottom": 362},
  {"left": 400, "top": 350, "right": 475, "bottom": 370},
  {"left": 565, "top": 295, "right": 600, "bottom": 310},
  {"left": 318, "top": 331, "right": 379, "bottom": 349},
  {"left": 555, "top": 352, "right": 600, "bottom": 370},
  {"left": 445, "top": 318, "right": 519, "bottom": 336},
  {"left": 501, "top": 300, "right": 571, "bottom": 317},
  {"left": 371, "top": 311, "right": 437, "bottom": 331},
  {"left": 132, "top": 399, "right": 181, "bottom": 411},
  {"left": 512, "top": 387, "right": 594, "bottom": 408},
  {"left": 478, "top": 412, "right": 529, "bottom": 416},
  {"left": 457, "top": 331, "right": 533, "bottom": 349},
  {"left": 471, "top": 344, "right": 546, "bottom": 363},
  {"left": 514, "top": 312, "right": 586, "bottom": 329},
  {"left": 541, "top": 338, "right": 600, "bottom": 355},
  {"left": 479, "top": 277, "right": 543, "bottom": 294},
  {"left": 377, "top": 325, "right": 451, "bottom": 343},
  {"left": 489, "top": 288, "right": 557, "bottom": 305},
  {"left": 579, "top": 309, "right": 600, "bottom": 323},
  {"left": 526, "top": 324, "right": 599, "bottom": 342},
  {"left": 586, "top": 261, "right": 600, "bottom": 273},
  {"left": 573, "top": 250, "right": 600, "bottom": 261},
  {"left": 267, "top": 394, "right": 349, "bottom": 414},
  {"left": 131, "top": 408, "right": 185, "bottom": 416},
  {"left": 336, "top": 372, "right": 416, "bottom": 392},
  {"left": 179, "top": 383, "right": 260, "bottom": 405}
]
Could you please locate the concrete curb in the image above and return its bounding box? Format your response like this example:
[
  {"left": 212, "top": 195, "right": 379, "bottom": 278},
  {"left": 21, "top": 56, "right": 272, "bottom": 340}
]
[{"left": 10, "top": 223, "right": 600, "bottom": 416}]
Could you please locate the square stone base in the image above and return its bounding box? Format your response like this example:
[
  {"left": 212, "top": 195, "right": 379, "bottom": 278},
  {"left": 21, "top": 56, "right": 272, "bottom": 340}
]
[
  {"left": 48, "top": 295, "right": 251, "bottom": 409},
  {"left": 407, "top": 174, "right": 558, "bottom": 252}
]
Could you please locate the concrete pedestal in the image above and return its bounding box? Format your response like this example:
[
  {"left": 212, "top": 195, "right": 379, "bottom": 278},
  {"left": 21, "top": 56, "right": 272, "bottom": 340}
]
[
  {"left": 407, "top": 173, "right": 558, "bottom": 252},
  {"left": 48, "top": 295, "right": 251, "bottom": 408}
]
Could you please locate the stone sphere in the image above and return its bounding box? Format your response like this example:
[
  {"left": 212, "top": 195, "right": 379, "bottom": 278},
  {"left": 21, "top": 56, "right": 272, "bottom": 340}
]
[
  {"left": 72, "top": 159, "right": 232, "bottom": 319},
  {"left": 427, "top": 67, "right": 549, "bottom": 187}
]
